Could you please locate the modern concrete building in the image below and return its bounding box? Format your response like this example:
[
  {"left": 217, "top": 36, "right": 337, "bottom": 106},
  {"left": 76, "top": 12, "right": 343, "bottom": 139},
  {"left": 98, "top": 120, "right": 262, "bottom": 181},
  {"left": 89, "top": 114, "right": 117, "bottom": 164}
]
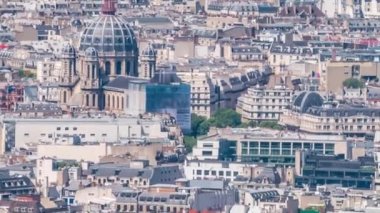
[
  {"left": 0, "top": 114, "right": 173, "bottom": 153},
  {"left": 193, "top": 127, "right": 350, "bottom": 166},
  {"left": 295, "top": 151, "right": 375, "bottom": 190}
]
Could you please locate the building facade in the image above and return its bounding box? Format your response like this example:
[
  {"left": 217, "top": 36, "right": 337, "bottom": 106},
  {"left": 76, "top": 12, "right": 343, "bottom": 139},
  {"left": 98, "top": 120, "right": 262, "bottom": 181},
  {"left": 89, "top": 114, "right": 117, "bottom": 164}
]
[{"left": 237, "top": 86, "right": 293, "bottom": 122}]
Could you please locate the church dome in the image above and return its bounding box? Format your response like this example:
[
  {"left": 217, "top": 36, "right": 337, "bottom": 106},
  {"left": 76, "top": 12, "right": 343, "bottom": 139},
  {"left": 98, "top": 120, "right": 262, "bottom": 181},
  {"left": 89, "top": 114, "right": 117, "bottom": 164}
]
[{"left": 79, "top": 15, "right": 137, "bottom": 54}]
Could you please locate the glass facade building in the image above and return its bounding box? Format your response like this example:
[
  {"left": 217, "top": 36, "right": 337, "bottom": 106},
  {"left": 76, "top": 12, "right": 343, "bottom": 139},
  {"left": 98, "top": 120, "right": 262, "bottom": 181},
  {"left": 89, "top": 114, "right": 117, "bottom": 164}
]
[{"left": 146, "top": 83, "right": 191, "bottom": 132}]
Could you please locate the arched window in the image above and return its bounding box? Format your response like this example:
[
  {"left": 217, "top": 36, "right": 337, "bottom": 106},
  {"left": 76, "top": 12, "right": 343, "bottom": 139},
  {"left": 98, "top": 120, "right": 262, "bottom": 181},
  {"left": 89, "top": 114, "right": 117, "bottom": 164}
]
[
  {"left": 86, "top": 94, "right": 89, "bottom": 106},
  {"left": 116, "top": 61, "right": 122, "bottom": 75},
  {"left": 105, "top": 61, "right": 111, "bottom": 75},
  {"left": 117, "top": 96, "right": 119, "bottom": 109},
  {"left": 92, "top": 64, "right": 96, "bottom": 79},
  {"left": 126, "top": 61, "right": 131, "bottom": 75},
  {"left": 121, "top": 97, "right": 124, "bottom": 110},
  {"left": 107, "top": 95, "right": 110, "bottom": 108},
  {"left": 92, "top": 94, "right": 96, "bottom": 107},
  {"left": 63, "top": 91, "right": 67, "bottom": 103},
  {"left": 87, "top": 64, "right": 90, "bottom": 78},
  {"left": 112, "top": 95, "right": 115, "bottom": 108}
]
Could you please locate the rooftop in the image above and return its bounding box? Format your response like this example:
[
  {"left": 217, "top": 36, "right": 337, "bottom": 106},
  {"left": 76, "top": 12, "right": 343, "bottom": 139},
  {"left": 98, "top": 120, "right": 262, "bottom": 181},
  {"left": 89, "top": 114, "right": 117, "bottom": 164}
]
[{"left": 199, "top": 127, "right": 345, "bottom": 142}]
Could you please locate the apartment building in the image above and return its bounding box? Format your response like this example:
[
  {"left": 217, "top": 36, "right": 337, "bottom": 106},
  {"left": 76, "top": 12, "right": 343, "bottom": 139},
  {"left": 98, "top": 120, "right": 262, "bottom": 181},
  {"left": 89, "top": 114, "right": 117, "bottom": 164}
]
[
  {"left": 87, "top": 162, "right": 183, "bottom": 188},
  {"left": 280, "top": 91, "right": 380, "bottom": 135},
  {"left": 177, "top": 71, "right": 216, "bottom": 118},
  {"left": 75, "top": 180, "right": 237, "bottom": 212},
  {"left": 184, "top": 160, "right": 251, "bottom": 181},
  {"left": 237, "top": 85, "right": 293, "bottom": 122}
]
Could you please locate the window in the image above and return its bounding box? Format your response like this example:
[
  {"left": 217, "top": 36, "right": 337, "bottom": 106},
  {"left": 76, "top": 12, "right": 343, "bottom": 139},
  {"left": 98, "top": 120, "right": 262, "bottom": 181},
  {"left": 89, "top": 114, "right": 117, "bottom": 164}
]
[
  {"left": 24, "top": 133, "right": 29, "bottom": 137},
  {"left": 56, "top": 127, "right": 61, "bottom": 130},
  {"left": 202, "top": 151, "right": 212, "bottom": 156},
  {"left": 226, "top": 171, "right": 231, "bottom": 176},
  {"left": 196, "top": 170, "right": 202, "bottom": 175},
  {"left": 219, "top": 171, "right": 224, "bottom": 176},
  {"left": 102, "top": 134, "right": 107, "bottom": 137},
  {"left": 73, "top": 127, "right": 77, "bottom": 130},
  {"left": 233, "top": 171, "right": 238, "bottom": 176},
  {"left": 65, "top": 127, "right": 69, "bottom": 130},
  {"left": 203, "top": 143, "right": 213, "bottom": 148},
  {"left": 204, "top": 170, "right": 210, "bottom": 175},
  {"left": 211, "top": 170, "right": 216, "bottom": 175},
  {"left": 90, "top": 134, "right": 95, "bottom": 137}
]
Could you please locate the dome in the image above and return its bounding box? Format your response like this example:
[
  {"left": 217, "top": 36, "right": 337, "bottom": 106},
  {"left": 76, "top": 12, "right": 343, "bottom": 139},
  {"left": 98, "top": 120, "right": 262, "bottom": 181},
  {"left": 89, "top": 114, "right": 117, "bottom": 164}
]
[
  {"left": 62, "top": 44, "right": 76, "bottom": 56},
  {"left": 292, "top": 91, "right": 324, "bottom": 113},
  {"left": 142, "top": 44, "right": 156, "bottom": 57},
  {"left": 79, "top": 15, "right": 137, "bottom": 54},
  {"left": 85, "top": 47, "right": 98, "bottom": 59}
]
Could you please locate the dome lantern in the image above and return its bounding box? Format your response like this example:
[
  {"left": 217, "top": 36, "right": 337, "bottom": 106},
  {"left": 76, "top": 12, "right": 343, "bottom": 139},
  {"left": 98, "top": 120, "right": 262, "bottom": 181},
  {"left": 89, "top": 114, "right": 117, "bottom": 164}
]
[{"left": 101, "top": 0, "right": 117, "bottom": 15}]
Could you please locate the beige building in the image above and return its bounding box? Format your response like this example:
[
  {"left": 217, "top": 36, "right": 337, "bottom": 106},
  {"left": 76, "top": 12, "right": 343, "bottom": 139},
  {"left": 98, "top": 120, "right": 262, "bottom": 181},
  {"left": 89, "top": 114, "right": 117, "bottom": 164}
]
[
  {"left": 0, "top": 115, "right": 171, "bottom": 153},
  {"left": 321, "top": 61, "right": 380, "bottom": 94},
  {"left": 37, "top": 143, "right": 110, "bottom": 163},
  {"left": 242, "top": 190, "right": 299, "bottom": 213},
  {"left": 237, "top": 85, "right": 293, "bottom": 122},
  {"left": 177, "top": 71, "right": 216, "bottom": 118},
  {"left": 280, "top": 91, "right": 380, "bottom": 135}
]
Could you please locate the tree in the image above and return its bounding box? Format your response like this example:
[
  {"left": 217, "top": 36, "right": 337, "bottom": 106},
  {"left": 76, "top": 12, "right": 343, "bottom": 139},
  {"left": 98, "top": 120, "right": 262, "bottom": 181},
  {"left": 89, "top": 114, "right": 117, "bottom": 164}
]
[
  {"left": 259, "top": 121, "right": 284, "bottom": 130},
  {"left": 190, "top": 113, "right": 207, "bottom": 137},
  {"left": 209, "top": 108, "right": 242, "bottom": 128},
  {"left": 343, "top": 78, "right": 364, "bottom": 89},
  {"left": 18, "top": 69, "right": 25, "bottom": 77},
  {"left": 184, "top": 135, "right": 197, "bottom": 153}
]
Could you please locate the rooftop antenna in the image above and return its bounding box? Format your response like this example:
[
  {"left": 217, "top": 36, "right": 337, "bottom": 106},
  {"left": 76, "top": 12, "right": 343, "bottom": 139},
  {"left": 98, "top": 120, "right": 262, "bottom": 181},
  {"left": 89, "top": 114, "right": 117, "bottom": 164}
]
[{"left": 101, "top": 0, "right": 117, "bottom": 15}]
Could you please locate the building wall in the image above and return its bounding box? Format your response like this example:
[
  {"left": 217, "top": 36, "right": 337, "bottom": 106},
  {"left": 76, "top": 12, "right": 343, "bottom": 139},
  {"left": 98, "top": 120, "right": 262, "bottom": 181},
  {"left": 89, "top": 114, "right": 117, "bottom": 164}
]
[
  {"left": 235, "top": 136, "right": 348, "bottom": 165},
  {"left": 324, "top": 62, "right": 380, "bottom": 94},
  {"left": 146, "top": 83, "right": 191, "bottom": 132},
  {"left": 104, "top": 90, "right": 125, "bottom": 113},
  {"left": 37, "top": 143, "right": 109, "bottom": 163},
  {"left": 237, "top": 87, "right": 293, "bottom": 122},
  {"left": 11, "top": 117, "right": 168, "bottom": 149},
  {"left": 184, "top": 160, "right": 250, "bottom": 181},
  {"left": 177, "top": 71, "right": 215, "bottom": 118}
]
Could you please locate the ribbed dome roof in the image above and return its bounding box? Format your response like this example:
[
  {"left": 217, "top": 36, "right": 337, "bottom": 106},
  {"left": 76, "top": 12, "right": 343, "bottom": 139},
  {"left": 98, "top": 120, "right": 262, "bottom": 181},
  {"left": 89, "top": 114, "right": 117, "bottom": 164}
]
[
  {"left": 292, "top": 91, "right": 324, "bottom": 113},
  {"left": 79, "top": 15, "right": 137, "bottom": 54}
]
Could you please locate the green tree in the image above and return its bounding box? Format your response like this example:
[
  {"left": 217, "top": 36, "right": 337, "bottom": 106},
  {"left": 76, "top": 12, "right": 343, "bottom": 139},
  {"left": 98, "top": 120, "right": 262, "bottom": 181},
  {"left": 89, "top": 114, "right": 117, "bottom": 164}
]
[
  {"left": 343, "top": 78, "right": 364, "bottom": 89},
  {"left": 18, "top": 69, "right": 25, "bottom": 77},
  {"left": 198, "top": 120, "right": 210, "bottom": 136},
  {"left": 191, "top": 113, "right": 207, "bottom": 137},
  {"left": 209, "top": 108, "right": 241, "bottom": 128},
  {"left": 184, "top": 135, "right": 197, "bottom": 153},
  {"left": 259, "top": 121, "right": 284, "bottom": 130}
]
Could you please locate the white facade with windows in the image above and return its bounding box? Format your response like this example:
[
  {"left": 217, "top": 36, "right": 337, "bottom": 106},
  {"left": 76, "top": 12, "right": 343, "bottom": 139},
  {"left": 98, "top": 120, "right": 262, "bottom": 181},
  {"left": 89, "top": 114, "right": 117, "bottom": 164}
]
[
  {"left": 192, "top": 139, "right": 220, "bottom": 160},
  {"left": 1, "top": 116, "right": 170, "bottom": 152},
  {"left": 237, "top": 86, "right": 293, "bottom": 122},
  {"left": 184, "top": 159, "right": 255, "bottom": 181}
]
